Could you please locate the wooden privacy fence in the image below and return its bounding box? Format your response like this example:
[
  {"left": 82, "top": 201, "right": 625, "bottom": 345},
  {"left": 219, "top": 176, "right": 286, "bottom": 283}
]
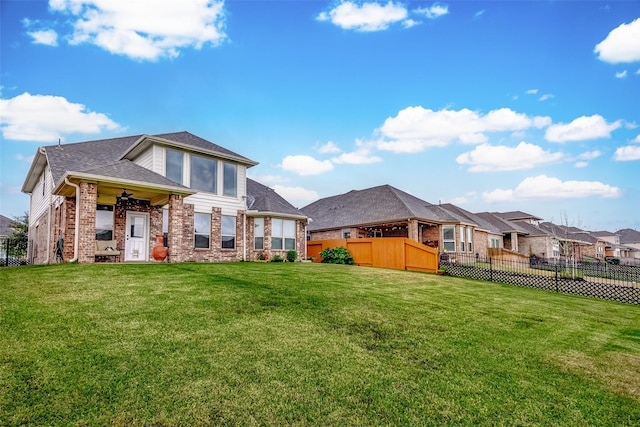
[{"left": 307, "top": 238, "right": 438, "bottom": 273}]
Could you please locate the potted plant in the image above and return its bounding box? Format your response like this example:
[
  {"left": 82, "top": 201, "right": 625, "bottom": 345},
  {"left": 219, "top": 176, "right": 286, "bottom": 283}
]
[{"left": 437, "top": 265, "right": 449, "bottom": 275}]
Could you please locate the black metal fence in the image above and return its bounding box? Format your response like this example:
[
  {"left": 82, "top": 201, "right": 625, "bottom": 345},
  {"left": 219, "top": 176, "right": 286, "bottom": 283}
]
[
  {"left": 440, "top": 253, "right": 640, "bottom": 305},
  {"left": 0, "top": 237, "right": 29, "bottom": 267}
]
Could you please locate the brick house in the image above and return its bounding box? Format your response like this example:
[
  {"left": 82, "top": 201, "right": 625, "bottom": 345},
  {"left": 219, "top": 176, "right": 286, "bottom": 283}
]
[
  {"left": 21, "top": 131, "right": 308, "bottom": 264},
  {"left": 300, "top": 184, "right": 486, "bottom": 257}
]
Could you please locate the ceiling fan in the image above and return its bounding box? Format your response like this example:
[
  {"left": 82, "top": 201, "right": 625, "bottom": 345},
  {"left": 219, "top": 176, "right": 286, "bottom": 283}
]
[{"left": 119, "top": 189, "right": 133, "bottom": 201}]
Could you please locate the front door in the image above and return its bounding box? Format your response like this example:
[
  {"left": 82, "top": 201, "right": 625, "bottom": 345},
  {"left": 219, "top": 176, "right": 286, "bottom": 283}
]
[{"left": 125, "top": 211, "right": 149, "bottom": 261}]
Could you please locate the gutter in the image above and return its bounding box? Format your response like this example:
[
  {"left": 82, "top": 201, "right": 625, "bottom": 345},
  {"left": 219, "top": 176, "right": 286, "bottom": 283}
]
[
  {"left": 64, "top": 177, "right": 80, "bottom": 262},
  {"left": 40, "top": 148, "right": 52, "bottom": 264}
]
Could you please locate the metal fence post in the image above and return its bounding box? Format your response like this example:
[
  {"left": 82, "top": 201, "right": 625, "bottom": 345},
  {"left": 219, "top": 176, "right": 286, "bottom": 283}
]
[
  {"left": 490, "top": 257, "right": 493, "bottom": 282},
  {"left": 555, "top": 262, "right": 559, "bottom": 293}
]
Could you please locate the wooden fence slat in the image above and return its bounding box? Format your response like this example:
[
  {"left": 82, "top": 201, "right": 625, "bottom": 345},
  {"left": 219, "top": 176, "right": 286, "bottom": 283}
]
[{"left": 307, "top": 238, "right": 438, "bottom": 273}]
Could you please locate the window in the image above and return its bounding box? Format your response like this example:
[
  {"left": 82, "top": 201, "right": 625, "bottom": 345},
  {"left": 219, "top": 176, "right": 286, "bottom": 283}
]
[
  {"left": 223, "top": 162, "right": 237, "bottom": 197},
  {"left": 254, "top": 218, "right": 264, "bottom": 249},
  {"left": 443, "top": 226, "right": 455, "bottom": 252},
  {"left": 96, "top": 205, "right": 114, "bottom": 240},
  {"left": 222, "top": 215, "right": 236, "bottom": 249},
  {"left": 467, "top": 227, "right": 473, "bottom": 252},
  {"left": 460, "top": 226, "right": 466, "bottom": 252},
  {"left": 190, "top": 155, "right": 217, "bottom": 193},
  {"left": 166, "top": 149, "right": 183, "bottom": 184},
  {"left": 271, "top": 219, "right": 296, "bottom": 250},
  {"left": 490, "top": 238, "right": 500, "bottom": 248},
  {"left": 272, "top": 219, "right": 283, "bottom": 250},
  {"left": 342, "top": 229, "right": 351, "bottom": 238},
  {"left": 284, "top": 220, "right": 296, "bottom": 250},
  {"left": 194, "top": 213, "right": 210, "bottom": 249}
]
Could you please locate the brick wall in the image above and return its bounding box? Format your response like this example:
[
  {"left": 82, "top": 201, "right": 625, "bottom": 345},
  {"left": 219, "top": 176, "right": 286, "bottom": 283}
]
[
  {"left": 77, "top": 182, "right": 97, "bottom": 263},
  {"left": 474, "top": 230, "right": 489, "bottom": 258}
]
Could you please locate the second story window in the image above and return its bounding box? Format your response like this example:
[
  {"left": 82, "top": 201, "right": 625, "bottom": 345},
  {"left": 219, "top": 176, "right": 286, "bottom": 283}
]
[
  {"left": 191, "top": 155, "right": 217, "bottom": 193},
  {"left": 166, "top": 149, "right": 183, "bottom": 185},
  {"left": 223, "top": 162, "right": 237, "bottom": 197}
]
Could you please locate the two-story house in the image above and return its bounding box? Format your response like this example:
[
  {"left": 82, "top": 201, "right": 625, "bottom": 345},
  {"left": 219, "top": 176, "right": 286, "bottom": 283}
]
[{"left": 21, "top": 131, "right": 308, "bottom": 264}]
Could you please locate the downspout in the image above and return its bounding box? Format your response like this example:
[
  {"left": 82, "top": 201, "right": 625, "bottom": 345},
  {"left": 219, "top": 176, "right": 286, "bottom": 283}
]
[
  {"left": 243, "top": 211, "right": 247, "bottom": 261},
  {"left": 65, "top": 177, "right": 80, "bottom": 262}
]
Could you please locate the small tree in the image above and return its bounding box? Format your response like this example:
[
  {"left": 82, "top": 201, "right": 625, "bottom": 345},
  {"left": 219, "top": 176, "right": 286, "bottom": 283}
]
[
  {"left": 7, "top": 212, "right": 29, "bottom": 257},
  {"left": 319, "top": 247, "right": 354, "bottom": 265}
]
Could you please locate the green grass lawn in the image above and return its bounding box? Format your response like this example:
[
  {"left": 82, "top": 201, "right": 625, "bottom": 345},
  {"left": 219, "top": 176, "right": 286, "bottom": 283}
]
[{"left": 1, "top": 262, "right": 639, "bottom": 426}]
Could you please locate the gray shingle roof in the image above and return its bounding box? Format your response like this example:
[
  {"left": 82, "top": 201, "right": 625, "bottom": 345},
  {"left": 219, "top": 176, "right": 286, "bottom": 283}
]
[
  {"left": 300, "top": 185, "right": 458, "bottom": 231},
  {"left": 438, "top": 204, "right": 497, "bottom": 232},
  {"left": 82, "top": 160, "right": 190, "bottom": 188},
  {"left": 491, "top": 210, "right": 544, "bottom": 222},
  {"left": 41, "top": 131, "right": 254, "bottom": 190},
  {"left": 0, "top": 214, "right": 14, "bottom": 237},
  {"left": 617, "top": 228, "right": 640, "bottom": 244},
  {"left": 246, "top": 179, "right": 306, "bottom": 218},
  {"left": 474, "top": 212, "right": 529, "bottom": 234}
]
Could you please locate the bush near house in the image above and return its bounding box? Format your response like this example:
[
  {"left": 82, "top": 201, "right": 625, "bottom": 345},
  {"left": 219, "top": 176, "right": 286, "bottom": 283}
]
[{"left": 319, "top": 246, "right": 354, "bottom": 265}]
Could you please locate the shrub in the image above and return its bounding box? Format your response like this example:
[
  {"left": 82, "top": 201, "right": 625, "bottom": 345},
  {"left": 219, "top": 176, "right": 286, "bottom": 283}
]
[
  {"left": 286, "top": 250, "right": 298, "bottom": 263},
  {"left": 256, "top": 252, "right": 268, "bottom": 261},
  {"left": 319, "top": 247, "right": 354, "bottom": 265},
  {"left": 271, "top": 254, "right": 284, "bottom": 262}
]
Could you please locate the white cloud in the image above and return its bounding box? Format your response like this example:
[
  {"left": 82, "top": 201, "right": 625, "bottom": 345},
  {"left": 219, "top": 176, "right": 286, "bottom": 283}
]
[
  {"left": 27, "top": 29, "right": 59, "bottom": 46},
  {"left": 414, "top": 3, "right": 449, "bottom": 19},
  {"left": 525, "top": 89, "right": 538, "bottom": 95},
  {"left": 247, "top": 174, "right": 289, "bottom": 186},
  {"left": 48, "top": 0, "right": 227, "bottom": 61},
  {"left": 16, "top": 153, "right": 36, "bottom": 164},
  {"left": 272, "top": 185, "right": 319, "bottom": 204},
  {"left": 578, "top": 150, "right": 603, "bottom": 161},
  {"left": 538, "top": 94, "right": 554, "bottom": 101},
  {"left": 574, "top": 161, "right": 588, "bottom": 168},
  {"left": 281, "top": 155, "right": 333, "bottom": 176},
  {"left": 615, "top": 70, "right": 628, "bottom": 78},
  {"left": 545, "top": 114, "right": 621, "bottom": 143},
  {"left": 613, "top": 145, "right": 640, "bottom": 161},
  {"left": 316, "top": 1, "right": 409, "bottom": 32},
  {"left": 594, "top": 18, "right": 640, "bottom": 63},
  {"left": 374, "top": 106, "right": 550, "bottom": 153},
  {"left": 331, "top": 147, "right": 382, "bottom": 164},
  {"left": 0, "top": 92, "right": 122, "bottom": 142},
  {"left": 456, "top": 141, "right": 564, "bottom": 172},
  {"left": 483, "top": 175, "right": 621, "bottom": 202},
  {"left": 317, "top": 141, "right": 341, "bottom": 154}
]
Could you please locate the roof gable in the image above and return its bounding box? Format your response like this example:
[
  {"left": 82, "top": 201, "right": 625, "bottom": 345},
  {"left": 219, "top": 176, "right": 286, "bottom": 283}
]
[
  {"left": 300, "top": 184, "right": 458, "bottom": 231},
  {"left": 23, "top": 131, "right": 257, "bottom": 193},
  {"left": 246, "top": 179, "right": 306, "bottom": 219}
]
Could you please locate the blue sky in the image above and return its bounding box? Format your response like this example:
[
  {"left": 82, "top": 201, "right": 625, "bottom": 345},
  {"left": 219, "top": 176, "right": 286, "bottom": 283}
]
[{"left": 1, "top": 1, "right": 639, "bottom": 231}]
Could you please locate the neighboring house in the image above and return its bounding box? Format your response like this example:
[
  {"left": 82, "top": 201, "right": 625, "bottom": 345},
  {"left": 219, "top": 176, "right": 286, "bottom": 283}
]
[
  {"left": 300, "top": 184, "right": 483, "bottom": 257},
  {"left": 21, "top": 131, "right": 308, "bottom": 264},
  {"left": 618, "top": 228, "right": 640, "bottom": 261},
  {"left": 0, "top": 214, "right": 13, "bottom": 238}
]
